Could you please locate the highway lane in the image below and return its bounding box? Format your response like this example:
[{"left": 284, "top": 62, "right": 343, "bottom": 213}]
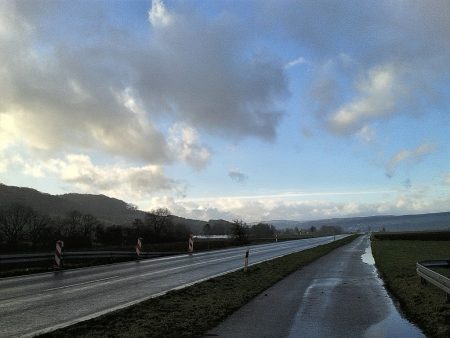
[
  {"left": 208, "top": 235, "right": 425, "bottom": 338},
  {"left": 0, "top": 235, "right": 346, "bottom": 337}
]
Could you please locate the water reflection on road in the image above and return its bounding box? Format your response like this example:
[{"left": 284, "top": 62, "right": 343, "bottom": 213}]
[{"left": 362, "top": 241, "right": 425, "bottom": 338}]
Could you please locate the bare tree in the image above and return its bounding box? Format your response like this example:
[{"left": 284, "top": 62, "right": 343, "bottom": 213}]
[
  {"left": 0, "top": 204, "right": 35, "bottom": 244},
  {"left": 145, "top": 208, "right": 172, "bottom": 240}
]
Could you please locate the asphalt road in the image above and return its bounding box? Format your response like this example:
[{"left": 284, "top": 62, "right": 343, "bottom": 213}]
[
  {"left": 207, "top": 235, "right": 425, "bottom": 338},
  {"left": 0, "top": 235, "right": 346, "bottom": 337}
]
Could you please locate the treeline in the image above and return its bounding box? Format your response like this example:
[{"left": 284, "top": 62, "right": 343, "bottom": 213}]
[
  {"left": 0, "top": 203, "right": 344, "bottom": 252},
  {"left": 0, "top": 204, "right": 191, "bottom": 252}
]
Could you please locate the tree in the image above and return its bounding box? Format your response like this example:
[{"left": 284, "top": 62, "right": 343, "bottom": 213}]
[
  {"left": 250, "top": 223, "right": 275, "bottom": 238},
  {"left": 232, "top": 219, "right": 249, "bottom": 244},
  {"left": 26, "top": 213, "right": 52, "bottom": 248},
  {"left": 60, "top": 210, "right": 100, "bottom": 247},
  {"left": 203, "top": 223, "right": 211, "bottom": 236},
  {"left": 0, "top": 204, "right": 35, "bottom": 245},
  {"left": 145, "top": 208, "right": 172, "bottom": 241}
]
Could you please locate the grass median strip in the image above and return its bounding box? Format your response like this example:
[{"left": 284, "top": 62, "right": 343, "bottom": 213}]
[
  {"left": 40, "top": 234, "right": 358, "bottom": 338},
  {"left": 371, "top": 238, "right": 450, "bottom": 338}
]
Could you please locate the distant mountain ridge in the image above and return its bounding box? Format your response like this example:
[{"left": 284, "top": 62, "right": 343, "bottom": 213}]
[
  {"left": 0, "top": 183, "right": 145, "bottom": 224},
  {"left": 267, "top": 212, "right": 450, "bottom": 232},
  {"left": 1, "top": 183, "right": 449, "bottom": 232},
  {"left": 0, "top": 184, "right": 233, "bottom": 232}
]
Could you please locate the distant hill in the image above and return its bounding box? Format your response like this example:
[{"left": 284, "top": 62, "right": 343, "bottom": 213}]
[
  {"left": 267, "top": 212, "right": 450, "bottom": 232},
  {"left": 0, "top": 183, "right": 146, "bottom": 224},
  {"left": 0, "top": 183, "right": 233, "bottom": 232},
  {"left": 2, "top": 183, "right": 448, "bottom": 233}
]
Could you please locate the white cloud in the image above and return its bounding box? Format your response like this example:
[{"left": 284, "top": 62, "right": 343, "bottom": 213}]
[
  {"left": 385, "top": 143, "right": 436, "bottom": 178},
  {"left": 356, "top": 124, "right": 376, "bottom": 143},
  {"left": 264, "top": 1, "right": 450, "bottom": 138},
  {"left": 0, "top": 0, "right": 288, "bottom": 168},
  {"left": 149, "top": 0, "right": 172, "bottom": 28},
  {"left": 148, "top": 189, "right": 450, "bottom": 222},
  {"left": 21, "top": 154, "right": 178, "bottom": 201},
  {"left": 285, "top": 56, "right": 307, "bottom": 69},
  {"left": 168, "top": 123, "right": 211, "bottom": 170},
  {"left": 328, "top": 63, "right": 406, "bottom": 133}
]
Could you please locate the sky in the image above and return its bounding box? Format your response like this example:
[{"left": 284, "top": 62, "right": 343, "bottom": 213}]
[{"left": 0, "top": 0, "right": 449, "bottom": 222}]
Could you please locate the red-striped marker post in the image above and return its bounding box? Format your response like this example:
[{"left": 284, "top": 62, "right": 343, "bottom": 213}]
[
  {"left": 244, "top": 248, "right": 249, "bottom": 272},
  {"left": 54, "top": 240, "right": 64, "bottom": 269},
  {"left": 136, "top": 237, "right": 143, "bottom": 258},
  {"left": 188, "top": 234, "right": 194, "bottom": 254}
]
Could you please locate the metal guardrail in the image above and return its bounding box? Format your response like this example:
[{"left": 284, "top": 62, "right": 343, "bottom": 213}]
[
  {"left": 0, "top": 251, "right": 185, "bottom": 264},
  {"left": 416, "top": 260, "right": 450, "bottom": 302}
]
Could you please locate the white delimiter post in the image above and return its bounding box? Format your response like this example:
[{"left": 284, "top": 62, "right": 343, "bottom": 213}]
[
  {"left": 244, "top": 248, "right": 249, "bottom": 272},
  {"left": 54, "top": 240, "right": 64, "bottom": 269},
  {"left": 188, "top": 234, "right": 194, "bottom": 254}
]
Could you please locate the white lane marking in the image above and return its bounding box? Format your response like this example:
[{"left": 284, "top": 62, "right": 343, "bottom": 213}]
[{"left": 42, "top": 276, "right": 120, "bottom": 292}]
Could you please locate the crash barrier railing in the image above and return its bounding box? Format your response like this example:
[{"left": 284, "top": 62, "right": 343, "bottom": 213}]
[
  {"left": 0, "top": 250, "right": 185, "bottom": 265},
  {"left": 416, "top": 260, "right": 450, "bottom": 302}
]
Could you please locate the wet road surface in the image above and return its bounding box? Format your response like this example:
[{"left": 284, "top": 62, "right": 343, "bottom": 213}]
[
  {"left": 0, "top": 235, "right": 346, "bottom": 337},
  {"left": 207, "top": 235, "right": 425, "bottom": 338}
]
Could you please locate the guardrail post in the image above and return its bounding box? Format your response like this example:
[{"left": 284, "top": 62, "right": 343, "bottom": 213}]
[
  {"left": 54, "top": 240, "right": 64, "bottom": 269},
  {"left": 188, "top": 234, "right": 194, "bottom": 254},
  {"left": 244, "top": 248, "right": 249, "bottom": 272},
  {"left": 136, "top": 237, "right": 143, "bottom": 259}
]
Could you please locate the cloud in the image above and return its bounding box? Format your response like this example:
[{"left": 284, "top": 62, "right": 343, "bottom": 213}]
[
  {"left": 261, "top": 1, "right": 450, "bottom": 135},
  {"left": 0, "top": 0, "right": 288, "bottom": 168},
  {"left": 328, "top": 64, "right": 406, "bottom": 133},
  {"left": 356, "top": 124, "right": 376, "bottom": 143},
  {"left": 139, "top": 0, "right": 288, "bottom": 141},
  {"left": 443, "top": 173, "right": 450, "bottom": 186},
  {"left": 149, "top": 0, "right": 172, "bottom": 28},
  {"left": 149, "top": 189, "right": 450, "bottom": 222},
  {"left": 228, "top": 170, "right": 248, "bottom": 183},
  {"left": 402, "top": 179, "right": 412, "bottom": 189},
  {"left": 285, "top": 56, "right": 307, "bottom": 69},
  {"left": 168, "top": 123, "right": 211, "bottom": 170},
  {"left": 385, "top": 143, "right": 436, "bottom": 178},
  {"left": 21, "top": 154, "right": 179, "bottom": 201}
]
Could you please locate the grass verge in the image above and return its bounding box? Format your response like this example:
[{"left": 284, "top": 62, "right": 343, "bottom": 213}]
[
  {"left": 371, "top": 239, "right": 450, "bottom": 338},
  {"left": 40, "top": 234, "right": 358, "bottom": 338}
]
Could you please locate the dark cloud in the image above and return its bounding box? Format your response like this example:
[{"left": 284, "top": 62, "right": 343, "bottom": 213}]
[
  {"left": 228, "top": 170, "right": 248, "bottom": 183},
  {"left": 0, "top": 1, "right": 288, "bottom": 168}
]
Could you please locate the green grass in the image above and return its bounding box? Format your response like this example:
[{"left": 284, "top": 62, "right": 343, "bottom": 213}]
[
  {"left": 371, "top": 239, "right": 450, "bottom": 338},
  {"left": 40, "top": 234, "right": 358, "bottom": 338}
]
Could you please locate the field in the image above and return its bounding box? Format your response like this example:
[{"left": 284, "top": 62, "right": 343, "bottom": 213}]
[
  {"left": 39, "top": 235, "right": 358, "bottom": 337},
  {"left": 371, "top": 236, "right": 450, "bottom": 338}
]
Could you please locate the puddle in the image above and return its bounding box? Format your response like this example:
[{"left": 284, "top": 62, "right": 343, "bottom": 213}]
[
  {"left": 361, "top": 244, "right": 375, "bottom": 265},
  {"left": 362, "top": 240, "right": 426, "bottom": 338},
  {"left": 364, "top": 308, "right": 426, "bottom": 338}
]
